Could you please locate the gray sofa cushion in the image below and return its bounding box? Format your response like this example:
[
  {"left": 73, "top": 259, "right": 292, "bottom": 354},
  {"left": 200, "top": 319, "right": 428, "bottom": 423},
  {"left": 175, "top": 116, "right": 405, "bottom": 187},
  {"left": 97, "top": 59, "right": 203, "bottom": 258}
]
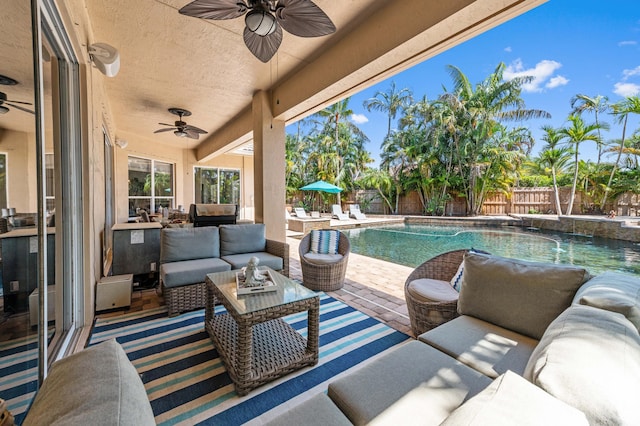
[
  {"left": 265, "top": 393, "right": 351, "bottom": 426},
  {"left": 458, "top": 252, "right": 590, "bottom": 340},
  {"left": 161, "top": 226, "right": 219, "bottom": 263},
  {"left": 524, "top": 305, "right": 640, "bottom": 425},
  {"left": 161, "top": 257, "right": 231, "bottom": 288},
  {"left": 441, "top": 371, "right": 588, "bottom": 425},
  {"left": 219, "top": 224, "right": 266, "bottom": 256},
  {"left": 419, "top": 315, "right": 538, "bottom": 379},
  {"left": 573, "top": 271, "right": 640, "bottom": 332},
  {"left": 327, "top": 341, "right": 492, "bottom": 425},
  {"left": 221, "top": 252, "right": 283, "bottom": 271},
  {"left": 23, "top": 339, "right": 155, "bottom": 426}
]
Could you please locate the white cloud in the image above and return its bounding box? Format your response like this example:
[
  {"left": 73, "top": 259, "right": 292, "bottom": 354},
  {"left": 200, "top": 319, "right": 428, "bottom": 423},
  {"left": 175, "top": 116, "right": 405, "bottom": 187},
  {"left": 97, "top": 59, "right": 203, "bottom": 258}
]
[
  {"left": 350, "top": 113, "right": 369, "bottom": 124},
  {"left": 504, "top": 46, "right": 512, "bottom": 53},
  {"left": 622, "top": 66, "right": 640, "bottom": 80},
  {"left": 618, "top": 40, "right": 637, "bottom": 47},
  {"left": 503, "top": 59, "right": 564, "bottom": 93},
  {"left": 613, "top": 82, "right": 640, "bottom": 97},
  {"left": 546, "top": 75, "right": 569, "bottom": 89}
]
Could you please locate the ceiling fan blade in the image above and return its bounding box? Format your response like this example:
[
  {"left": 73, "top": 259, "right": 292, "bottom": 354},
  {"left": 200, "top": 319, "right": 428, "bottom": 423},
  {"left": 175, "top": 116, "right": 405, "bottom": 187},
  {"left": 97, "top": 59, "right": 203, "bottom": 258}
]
[
  {"left": 7, "top": 103, "right": 35, "bottom": 114},
  {"left": 154, "top": 128, "right": 176, "bottom": 134},
  {"left": 158, "top": 122, "right": 175, "bottom": 126},
  {"left": 179, "top": 0, "right": 248, "bottom": 20},
  {"left": 184, "top": 124, "right": 208, "bottom": 134},
  {"left": 6, "top": 99, "right": 33, "bottom": 105},
  {"left": 185, "top": 129, "right": 200, "bottom": 139},
  {"left": 275, "top": 0, "right": 336, "bottom": 37},
  {"left": 243, "top": 24, "right": 282, "bottom": 63}
]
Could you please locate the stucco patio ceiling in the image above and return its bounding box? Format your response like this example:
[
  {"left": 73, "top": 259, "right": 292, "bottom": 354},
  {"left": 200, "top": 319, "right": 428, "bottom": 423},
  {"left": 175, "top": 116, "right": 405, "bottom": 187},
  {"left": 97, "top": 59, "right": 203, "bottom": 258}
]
[{"left": 0, "top": 0, "right": 547, "bottom": 158}]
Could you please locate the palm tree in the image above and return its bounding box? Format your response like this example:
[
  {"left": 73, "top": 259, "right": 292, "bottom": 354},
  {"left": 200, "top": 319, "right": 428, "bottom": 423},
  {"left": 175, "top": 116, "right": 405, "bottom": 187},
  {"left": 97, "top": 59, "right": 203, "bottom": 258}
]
[
  {"left": 558, "top": 115, "right": 602, "bottom": 215},
  {"left": 363, "top": 81, "right": 413, "bottom": 144},
  {"left": 359, "top": 168, "right": 395, "bottom": 213},
  {"left": 571, "top": 94, "right": 609, "bottom": 165},
  {"left": 537, "top": 125, "right": 572, "bottom": 214},
  {"left": 602, "top": 96, "right": 640, "bottom": 208}
]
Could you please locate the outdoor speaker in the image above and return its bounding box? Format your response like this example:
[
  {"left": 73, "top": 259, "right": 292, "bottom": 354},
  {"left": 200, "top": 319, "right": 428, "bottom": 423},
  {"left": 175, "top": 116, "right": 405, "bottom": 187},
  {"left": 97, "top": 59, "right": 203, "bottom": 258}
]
[{"left": 89, "top": 43, "right": 120, "bottom": 77}]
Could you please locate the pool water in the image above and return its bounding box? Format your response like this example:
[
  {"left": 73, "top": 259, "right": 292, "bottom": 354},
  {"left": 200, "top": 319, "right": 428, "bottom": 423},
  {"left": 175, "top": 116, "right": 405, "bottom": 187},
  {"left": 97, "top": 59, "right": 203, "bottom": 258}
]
[{"left": 344, "top": 224, "right": 640, "bottom": 277}]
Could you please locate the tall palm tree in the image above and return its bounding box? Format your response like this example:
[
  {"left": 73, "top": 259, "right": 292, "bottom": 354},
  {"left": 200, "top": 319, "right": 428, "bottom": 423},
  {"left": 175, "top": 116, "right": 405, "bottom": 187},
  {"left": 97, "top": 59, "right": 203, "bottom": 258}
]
[
  {"left": 602, "top": 96, "right": 640, "bottom": 207},
  {"left": 571, "top": 94, "right": 609, "bottom": 165},
  {"left": 538, "top": 125, "right": 572, "bottom": 214},
  {"left": 558, "top": 115, "right": 602, "bottom": 215},
  {"left": 363, "top": 81, "right": 413, "bottom": 144}
]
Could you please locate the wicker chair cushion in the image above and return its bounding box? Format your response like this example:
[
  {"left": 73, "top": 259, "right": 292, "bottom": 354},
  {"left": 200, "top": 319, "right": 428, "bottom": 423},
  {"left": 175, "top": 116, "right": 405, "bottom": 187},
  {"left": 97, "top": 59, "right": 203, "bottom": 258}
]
[
  {"left": 310, "top": 230, "right": 340, "bottom": 254},
  {"left": 221, "top": 252, "right": 284, "bottom": 271},
  {"left": 303, "top": 252, "right": 343, "bottom": 265},
  {"left": 572, "top": 271, "right": 640, "bottom": 332},
  {"left": 219, "top": 224, "right": 266, "bottom": 256},
  {"left": 524, "top": 305, "right": 640, "bottom": 425},
  {"left": 161, "top": 226, "right": 220, "bottom": 262},
  {"left": 458, "top": 252, "right": 590, "bottom": 340},
  {"left": 441, "top": 371, "right": 588, "bottom": 425},
  {"left": 407, "top": 278, "right": 459, "bottom": 303},
  {"left": 161, "top": 257, "right": 231, "bottom": 288}
]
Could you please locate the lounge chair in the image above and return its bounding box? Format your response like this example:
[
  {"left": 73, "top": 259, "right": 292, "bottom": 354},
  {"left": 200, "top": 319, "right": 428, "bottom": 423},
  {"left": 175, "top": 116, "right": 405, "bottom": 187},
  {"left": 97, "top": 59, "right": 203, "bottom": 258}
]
[
  {"left": 331, "top": 204, "right": 349, "bottom": 220},
  {"left": 349, "top": 204, "right": 366, "bottom": 220},
  {"left": 294, "top": 207, "right": 308, "bottom": 218}
]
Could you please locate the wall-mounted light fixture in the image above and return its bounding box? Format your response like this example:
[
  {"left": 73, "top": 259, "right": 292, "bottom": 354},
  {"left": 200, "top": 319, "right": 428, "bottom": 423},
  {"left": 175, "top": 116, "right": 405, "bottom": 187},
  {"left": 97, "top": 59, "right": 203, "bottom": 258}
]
[
  {"left": 115, "top": 139, "right": 128, "bottom": 149},
  {"left": 89, "top": 43, "right": 120, "bottom": 77}
]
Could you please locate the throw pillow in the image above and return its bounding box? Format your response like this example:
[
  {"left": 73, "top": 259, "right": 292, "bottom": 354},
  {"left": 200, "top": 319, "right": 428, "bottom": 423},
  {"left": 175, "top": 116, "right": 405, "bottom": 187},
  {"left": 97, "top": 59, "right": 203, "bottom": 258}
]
[
  {"left": 310, "top": 230, "right": 340, "bottom": 254},
  {"left": 450, "top": 262, "right": 465, "bottom": 292},
  {"left": 457, "top": 252, "right": 591, "bottom": 340}
]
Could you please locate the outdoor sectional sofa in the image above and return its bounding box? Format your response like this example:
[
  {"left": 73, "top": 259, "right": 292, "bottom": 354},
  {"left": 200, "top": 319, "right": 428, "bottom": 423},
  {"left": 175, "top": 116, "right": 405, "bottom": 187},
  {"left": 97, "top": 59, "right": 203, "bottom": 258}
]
[
  {"left": 268, "top": 252, "right": 640, "bottom": 425},
  {"left": 160, "top": 223, "right": 289, "bottom": 315}
]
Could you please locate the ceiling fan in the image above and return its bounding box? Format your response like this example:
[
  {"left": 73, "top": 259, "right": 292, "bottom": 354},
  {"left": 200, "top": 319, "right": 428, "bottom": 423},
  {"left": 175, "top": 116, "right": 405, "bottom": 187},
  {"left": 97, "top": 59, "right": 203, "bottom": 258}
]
[
  {"left": 179, "top": 0, "right": 336, "bottom": 62},
  {"left": 154, "top": 108, "right": 208, "bottom": 140},
  {"left": 0, "top": 91, "right": 35, "bottom": 115}
]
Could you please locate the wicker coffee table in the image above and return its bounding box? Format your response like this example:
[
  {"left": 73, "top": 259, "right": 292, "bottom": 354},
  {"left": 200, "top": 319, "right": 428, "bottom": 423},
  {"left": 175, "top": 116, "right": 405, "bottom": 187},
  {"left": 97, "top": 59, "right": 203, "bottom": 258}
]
[{"left": 205, "top": 268, "right": 320, "bottom": 395}]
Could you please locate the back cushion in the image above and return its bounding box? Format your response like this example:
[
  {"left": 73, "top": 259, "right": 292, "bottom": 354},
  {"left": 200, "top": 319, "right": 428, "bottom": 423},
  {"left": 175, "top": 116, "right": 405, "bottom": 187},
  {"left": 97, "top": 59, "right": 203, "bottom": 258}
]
[
  {"left": 457, "top": 252, "right": 590, "bottom": 339},
  {"left": 524, "top": 305, "right": 640, "bottom": 425},
  {"left": 573, "top": 271, "right": 640, "bottom": 333},
  {"left": 219, "top": 224, "right": 266, "bottom": 256},
  {"left": 161, "top": 226, "right": 219, "bottom": 263},
  {"left": 310, "top": 230, "right": 340, "bottom": 254}
]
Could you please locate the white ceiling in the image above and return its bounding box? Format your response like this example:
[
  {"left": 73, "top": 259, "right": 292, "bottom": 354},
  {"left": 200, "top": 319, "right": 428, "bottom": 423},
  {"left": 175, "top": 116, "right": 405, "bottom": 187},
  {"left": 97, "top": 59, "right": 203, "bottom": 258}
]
[{"left": 0, "top": 0, "right": 547, "bottom": 158}]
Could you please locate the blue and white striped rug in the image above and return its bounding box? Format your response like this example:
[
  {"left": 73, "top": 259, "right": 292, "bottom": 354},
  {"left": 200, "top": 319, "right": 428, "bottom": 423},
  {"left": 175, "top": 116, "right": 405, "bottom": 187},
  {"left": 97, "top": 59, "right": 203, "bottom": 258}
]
[{"left": 89, "top": 293, "right": 410, "bottom": 425}]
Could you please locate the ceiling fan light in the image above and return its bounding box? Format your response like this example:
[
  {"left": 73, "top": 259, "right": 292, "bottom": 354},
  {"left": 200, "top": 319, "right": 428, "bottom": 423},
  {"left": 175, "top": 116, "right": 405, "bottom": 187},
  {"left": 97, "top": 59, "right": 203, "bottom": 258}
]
[
  {"left": 0, "top": 106, "right": 8, "bottom": 115},
  {"left": 245, "top": 10, "right": 276, "bottom": 37},
  {"left": 174, "top": 130, "right": 188, "bottom": 138}
]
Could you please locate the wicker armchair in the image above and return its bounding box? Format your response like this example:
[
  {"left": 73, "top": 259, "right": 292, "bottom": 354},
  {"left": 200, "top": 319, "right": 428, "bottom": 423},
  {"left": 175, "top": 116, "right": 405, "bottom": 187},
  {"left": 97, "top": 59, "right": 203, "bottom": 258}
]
[
  {"left": 299, "top": 230, "right": 350, "bottom": 291},
  {"left": 404, "top": 249, "right": 471, "bottom": 336}
]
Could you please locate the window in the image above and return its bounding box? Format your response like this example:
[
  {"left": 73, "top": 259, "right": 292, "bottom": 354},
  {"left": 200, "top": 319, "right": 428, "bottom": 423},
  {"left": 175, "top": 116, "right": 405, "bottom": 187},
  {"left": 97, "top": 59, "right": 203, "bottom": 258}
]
[
  {"left": 194, "top": 167, "right": 240, "bottom": 205},
  {"left": 128, "top": 156, "right": 174, "bottom": 214}
]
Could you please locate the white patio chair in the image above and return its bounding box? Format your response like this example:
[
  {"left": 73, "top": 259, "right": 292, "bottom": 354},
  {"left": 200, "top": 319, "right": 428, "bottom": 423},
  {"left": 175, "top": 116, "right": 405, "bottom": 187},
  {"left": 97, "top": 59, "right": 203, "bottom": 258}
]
[
  {"left": 294, "top": 207, "right": 309, "bottom": 218},
  {"left": 349, "top": 204, "right": 367, "bottom": 220},
  {"left": 331, "top": 204, "right": 349, "bottom": 220}
]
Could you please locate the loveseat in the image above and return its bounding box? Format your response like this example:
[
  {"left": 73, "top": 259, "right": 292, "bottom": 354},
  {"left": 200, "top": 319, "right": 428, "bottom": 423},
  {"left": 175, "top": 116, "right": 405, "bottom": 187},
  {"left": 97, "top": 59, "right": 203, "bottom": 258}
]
[
  {"left": 160, "top": 223, "right": 289, "bottom": 315},
  {"left": 22, "top": 339, "right": 155, "bottom": 425},
  {"left": 267, "top": 252, "right": 640, "bottom": 425}
]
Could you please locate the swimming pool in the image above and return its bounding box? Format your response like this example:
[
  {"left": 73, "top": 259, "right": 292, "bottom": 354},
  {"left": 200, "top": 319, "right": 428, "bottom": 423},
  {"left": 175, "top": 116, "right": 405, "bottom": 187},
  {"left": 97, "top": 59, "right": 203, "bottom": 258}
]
[{"left": 344, "top": 224, "right": 640, "bottom": 277}]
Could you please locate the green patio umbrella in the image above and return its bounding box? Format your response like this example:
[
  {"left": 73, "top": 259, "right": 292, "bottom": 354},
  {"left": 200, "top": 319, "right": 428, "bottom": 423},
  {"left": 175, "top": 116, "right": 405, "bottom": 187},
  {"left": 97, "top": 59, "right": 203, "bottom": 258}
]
[{"left": 300, "top": 180, "right": 343, "bottom": 210}]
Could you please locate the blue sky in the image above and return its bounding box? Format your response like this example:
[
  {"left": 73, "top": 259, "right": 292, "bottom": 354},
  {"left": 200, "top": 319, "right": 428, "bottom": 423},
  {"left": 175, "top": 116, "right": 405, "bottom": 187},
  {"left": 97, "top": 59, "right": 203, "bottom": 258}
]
[{"left": 289, "top": 0, "right": 640, "bottom": 166}]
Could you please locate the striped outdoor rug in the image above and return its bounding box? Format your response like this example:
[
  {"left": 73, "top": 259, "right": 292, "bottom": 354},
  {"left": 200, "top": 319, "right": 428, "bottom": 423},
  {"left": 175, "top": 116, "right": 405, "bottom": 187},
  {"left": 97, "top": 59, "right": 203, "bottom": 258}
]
[
  {"left": 89, "top": 293, "right": 410, "bottom": 425},
  {"left": 0, "top": 329, "right": 54, "bottom": 424}
]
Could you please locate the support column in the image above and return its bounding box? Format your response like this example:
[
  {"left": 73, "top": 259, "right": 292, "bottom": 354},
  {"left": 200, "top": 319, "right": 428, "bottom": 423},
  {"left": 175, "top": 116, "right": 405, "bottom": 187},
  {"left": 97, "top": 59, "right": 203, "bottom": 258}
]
[{"left": 252, "top": 91, "right": 286, "bottom": 241}]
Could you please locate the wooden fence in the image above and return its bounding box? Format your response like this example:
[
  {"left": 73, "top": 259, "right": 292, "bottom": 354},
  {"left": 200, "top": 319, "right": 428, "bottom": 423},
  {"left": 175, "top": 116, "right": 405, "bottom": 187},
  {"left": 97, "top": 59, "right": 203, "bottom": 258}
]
[{"left": 343, "top": 188, "right": 639, "bottom": 216}]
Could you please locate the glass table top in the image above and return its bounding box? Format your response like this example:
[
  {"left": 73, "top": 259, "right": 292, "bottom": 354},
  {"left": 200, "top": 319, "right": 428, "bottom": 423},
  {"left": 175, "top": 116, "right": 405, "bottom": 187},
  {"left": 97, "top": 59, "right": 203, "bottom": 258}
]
[{"left": 206, "top": 267, "right": 318, "bottom": 315}]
